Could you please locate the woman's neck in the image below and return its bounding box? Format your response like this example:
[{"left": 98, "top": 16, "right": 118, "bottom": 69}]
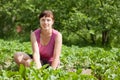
[{"left": 41, "top": 28, "right": 52, "bottom": 37}]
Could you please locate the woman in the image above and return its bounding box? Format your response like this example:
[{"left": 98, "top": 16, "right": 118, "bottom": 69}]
[{"left": 14, "top": 10, "right": 62, "bottom": 69}]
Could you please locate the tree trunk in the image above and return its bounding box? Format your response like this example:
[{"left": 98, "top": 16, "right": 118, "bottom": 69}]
[
  {"left": 86, "top": 24, "right": 96, "bottom": 44},
  {"left": 91, "top": 34, "right": 96, "bottom": 44},
  {"left": 102, "top": 30, "right": 109, "bottom": 45}
]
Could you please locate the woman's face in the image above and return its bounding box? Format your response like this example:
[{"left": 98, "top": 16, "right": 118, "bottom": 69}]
[{"left": 40, "top": 16, "right": 54, "bottom": 30}]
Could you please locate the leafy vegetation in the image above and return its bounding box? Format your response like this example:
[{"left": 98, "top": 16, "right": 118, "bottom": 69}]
[{"left": 0, "top": 39, "right": 120, "bottom": 80}]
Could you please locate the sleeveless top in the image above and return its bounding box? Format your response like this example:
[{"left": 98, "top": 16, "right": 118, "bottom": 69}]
[{"left": 34, "top": 28, "right": 58, "bottom": 65}]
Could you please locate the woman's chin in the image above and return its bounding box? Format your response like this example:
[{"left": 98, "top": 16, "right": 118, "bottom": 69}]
[{"left": 42, "top": 27, "right": 49, "bottom": 30}]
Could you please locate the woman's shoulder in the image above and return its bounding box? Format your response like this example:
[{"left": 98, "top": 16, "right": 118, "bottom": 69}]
[
  {"left": 52, "top": 29, "right": 62, "bottom": 38},
  {"left": 32, "top": 28, "right": 41, "bottom": 40},
  {"left": 34, "top": 28, "right": 41, "bottom": 33},
  {"left": 52, "top": 29, "right": 61, "bottom": 35}
]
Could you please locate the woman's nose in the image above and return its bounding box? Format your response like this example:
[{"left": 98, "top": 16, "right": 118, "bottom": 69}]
[{"left": 44, "top": 20, "right": 48, "bottom": 24}]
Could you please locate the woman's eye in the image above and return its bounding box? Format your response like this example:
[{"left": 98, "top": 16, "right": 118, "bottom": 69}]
[
  {"left": 41, "top": 18, "right": 51, "bottom": 22},
  {"left": 41, "top": 19, "right": 45, "bottom": 21},
  {"left": 47, "top": 19, "right": 51, "bottom": 22}
]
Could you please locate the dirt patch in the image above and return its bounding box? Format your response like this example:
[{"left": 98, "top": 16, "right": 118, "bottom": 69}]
[{"left": 81, "top": 69, "right": 92, "bottom": 75}]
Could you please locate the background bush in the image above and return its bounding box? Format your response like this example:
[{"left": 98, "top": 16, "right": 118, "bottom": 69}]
[{"left": 0, "top": 0, "right": 120, "bottom": 47}]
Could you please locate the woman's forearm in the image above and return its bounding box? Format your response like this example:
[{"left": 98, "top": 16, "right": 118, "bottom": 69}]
[
  {"left": 33, "top": 53, "right": 41, "bottom": 69},
  {"left": 51, "top": 59, "right": 59, "bottom": 69}
]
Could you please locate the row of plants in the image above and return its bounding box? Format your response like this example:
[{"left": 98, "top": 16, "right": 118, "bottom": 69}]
[{"left": 0, "top": 39, "right": 120, "bottom": 80}]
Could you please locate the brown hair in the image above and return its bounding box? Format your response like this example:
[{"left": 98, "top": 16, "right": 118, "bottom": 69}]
[{"left": 39, "top": 10, "right": 54, "bottom": 20}]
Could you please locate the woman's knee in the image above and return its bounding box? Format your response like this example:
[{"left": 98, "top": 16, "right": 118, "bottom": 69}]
[
  {"left": 14, "top": 52, "right": 32, "bottom": 66},
  {"left": 14, "top": 52, "right": 23, "bottom": 63}
]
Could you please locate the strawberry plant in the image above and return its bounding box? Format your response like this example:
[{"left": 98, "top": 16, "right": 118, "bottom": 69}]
[{"left": 0, "top": 39, "right": 120, "bottom": 80}]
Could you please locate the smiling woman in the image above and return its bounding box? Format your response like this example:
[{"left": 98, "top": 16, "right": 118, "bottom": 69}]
[
  {"left": 14, "top": 10, "right": 62, "bottom": 69},
  {"left": 40, "top": 17, "right": 54, "bottom": 30}
]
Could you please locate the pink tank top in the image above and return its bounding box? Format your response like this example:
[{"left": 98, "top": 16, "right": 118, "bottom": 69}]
[{"left": 34, "top": 28, "right": 58, "bottom": 65}]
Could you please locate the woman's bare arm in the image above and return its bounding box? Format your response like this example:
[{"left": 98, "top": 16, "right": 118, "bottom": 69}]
[
  {"left": 31, "top": 32, "right": 42, "bottom": 69},
  {"left": 51, "top": 32, "right": 62, "bottom": 69}
]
